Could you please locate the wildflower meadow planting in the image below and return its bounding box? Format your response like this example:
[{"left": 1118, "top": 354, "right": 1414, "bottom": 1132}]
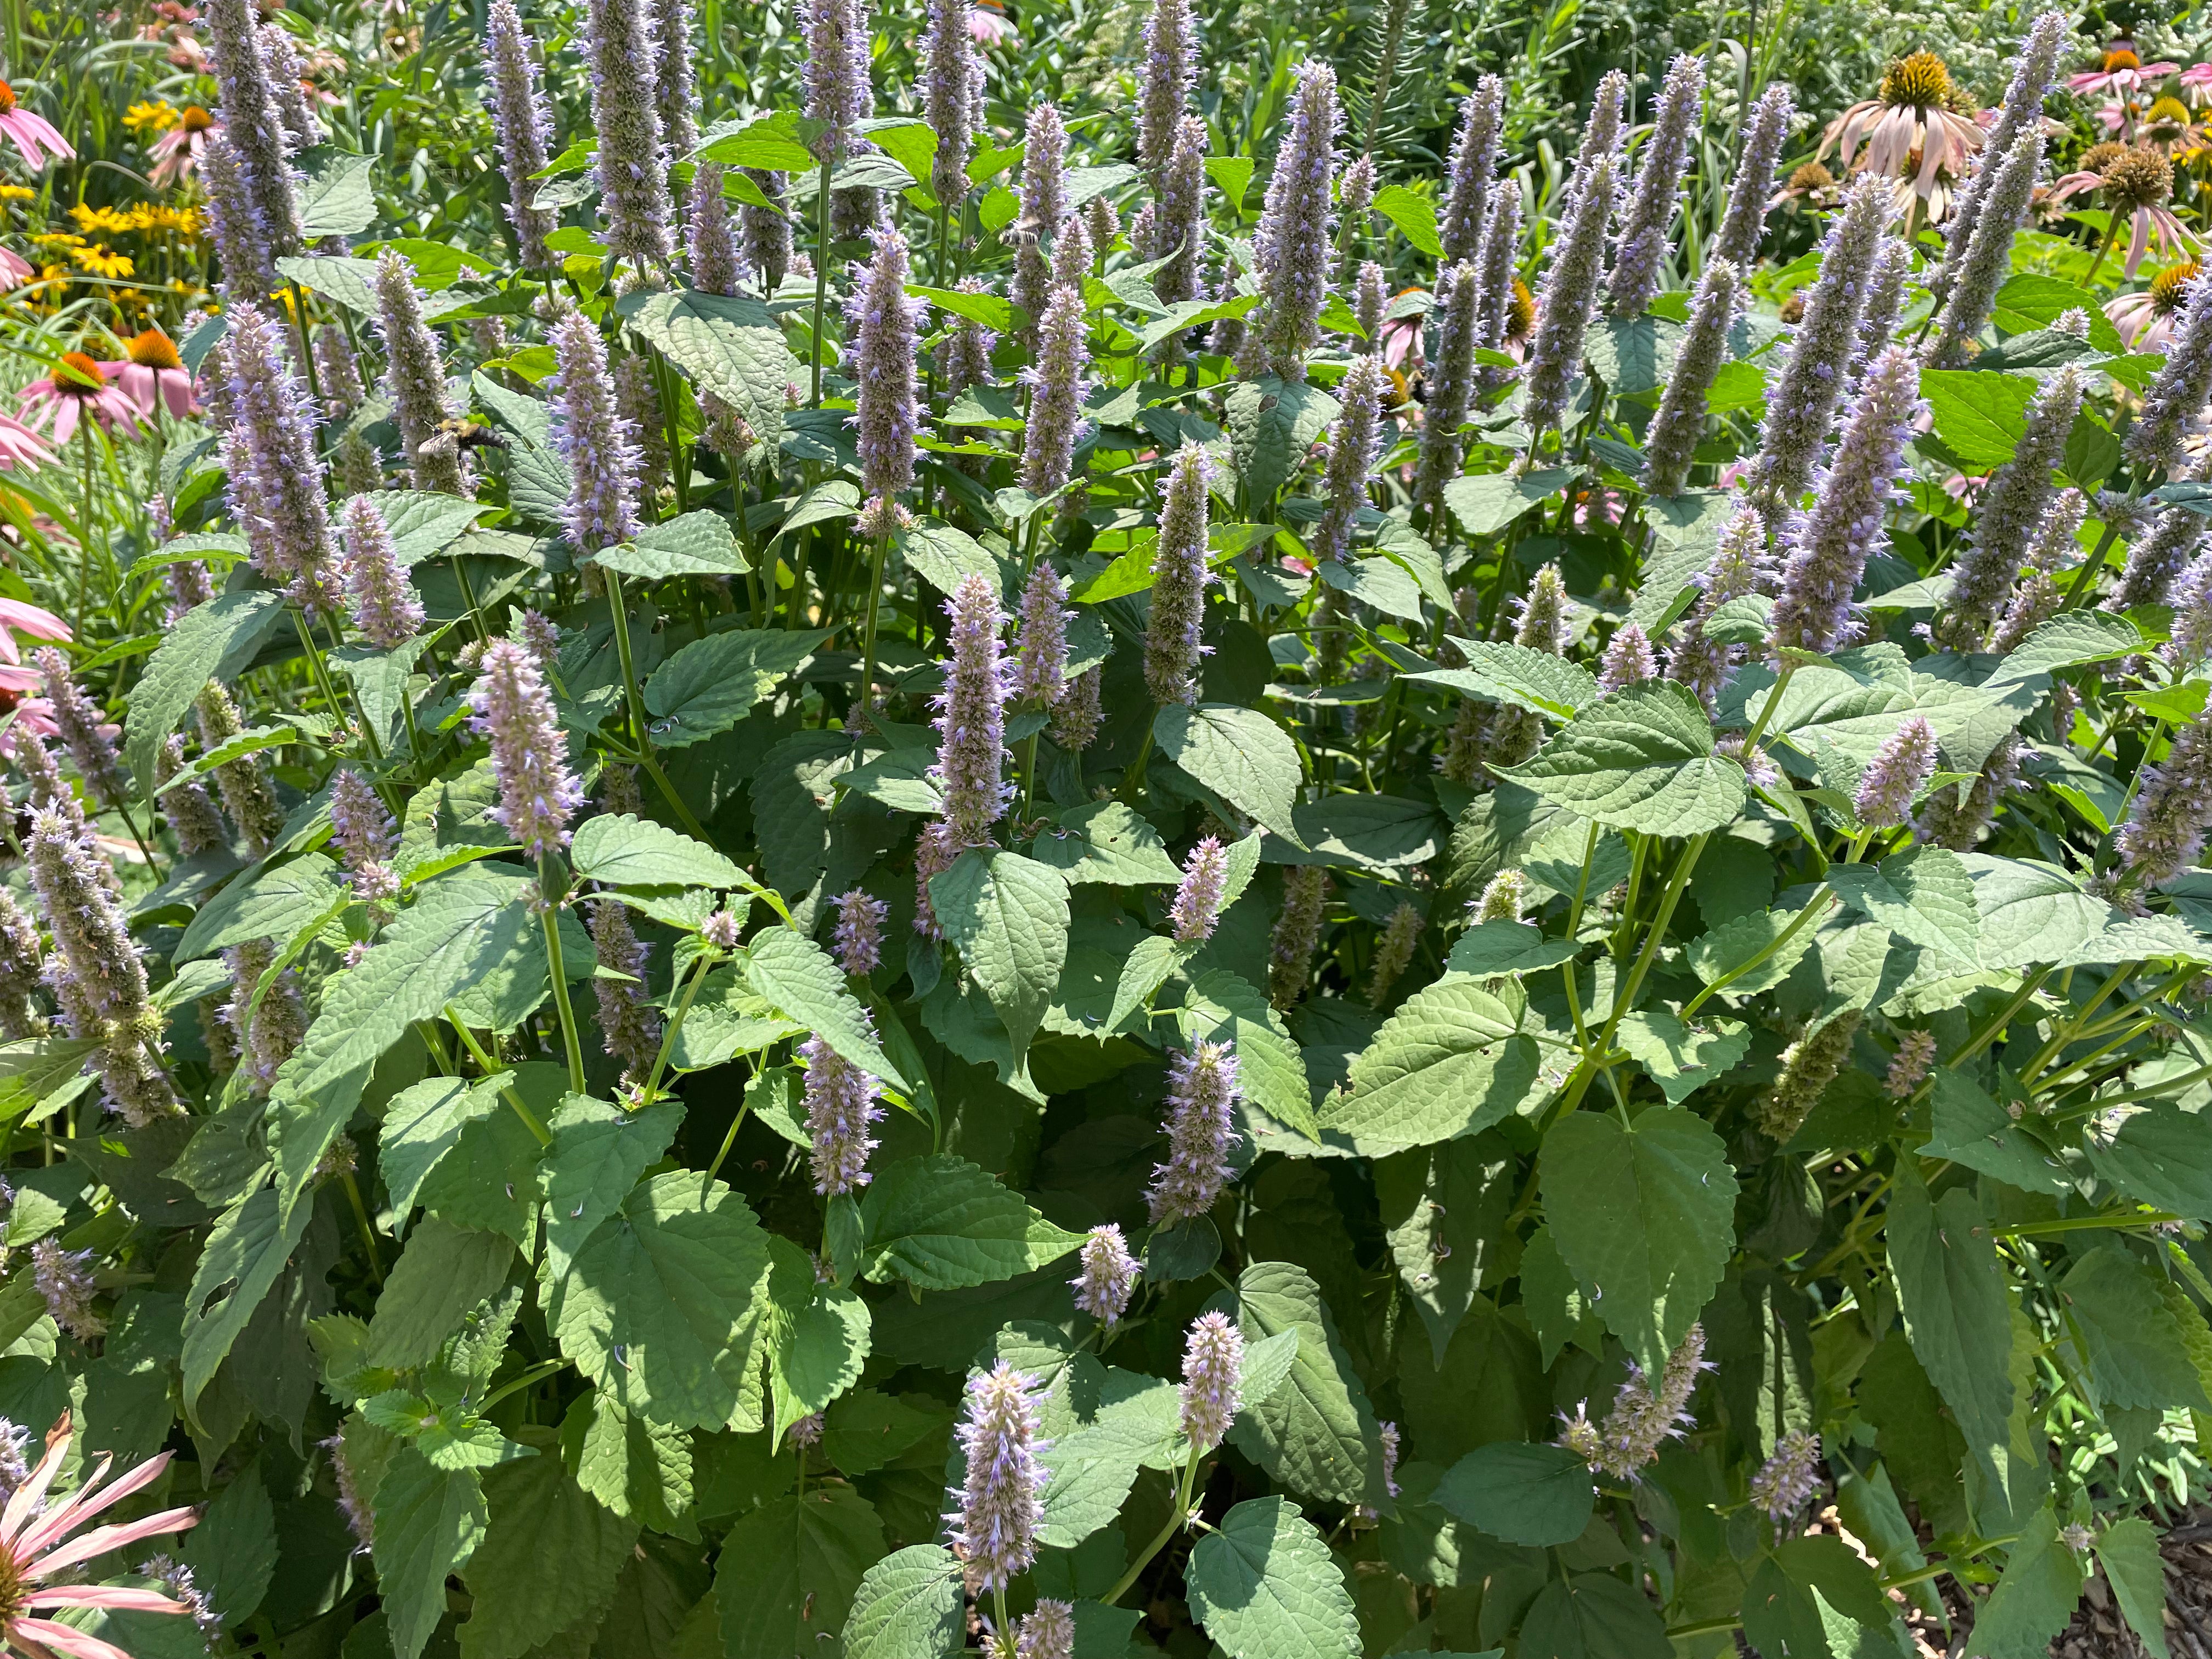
[{"left": 4, "top": 0, "right": 2212, "bottom": 1651}]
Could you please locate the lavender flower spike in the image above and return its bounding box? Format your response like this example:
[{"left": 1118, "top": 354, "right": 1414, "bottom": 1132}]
[
  {"left": 1520, "top": 98, "right": 1620, "bottom": 444},
  {"left": 1148, "top": 1040, "right": 1239, "bottom": 1224},
  {"left": 589, "top": 897, "right": 663, "bottom": 1074},
  {"left": 946, "top": 1363, "right": 1050, "bottom": 1593},
  {"left": 1366, "top": 901, "right": 1422, "bottom": 1005},
  {"left": 650, "top": 0, "right": 697, "bottom": 164},
  {"left": 1642, "top": 258, "right": 1740, "bottom": 498},
  {"left": 32, "top": 1239, "right": 104, "bottom": 1341},
  {"left": 1011, "top": 105, "right": 1069, "bottom": 354},
  {"left": 1170, "top": 836, "right": 1230, "bottom": 942},
  {"left": 1144, "top": 445, "right": 1215, "bottom": 706},
  {"left": 2123, "top": 269, "right": 2212, "bottom": 479},
  {"left": 31, "top": 650, "right": 127, "bottom": 811},
  {"left": 484, "top": 0, "right": 558, "bottom": 270},
  {"left": 1884, "top": 1030, "right": 1937, "bottom": 1097},
  {"left": 1757, "top": 1011, "right": 1862, "bottom": 1142},
  {"left": 1767, "top": 347, "right": 1923, "bottom": 657},
  {"left": 801, "top": 1027, "right": 883, "bottom": 1192},
  {"left": 1251, "top": 61, "right": 1341, "bottom": 380},
  {"left": 1472, "top": 188, "right": 1523, "bottom": 383},
  {"left": 1415, "top": 261, "right": 1482, "bottom": 523},
  {"left": 198, "top": 133, "right": 273, "bottom": 300},
  {"left": 469, "top": 640, "right": 585, "bottom": 860},
  {"left": 846, "top": 228, "right": 924, "bottom": 538},
  {"left": 1711, "top": 83, "right": 1794, "bottom": 271},
  {"left": 1927, "top": 127, "right": 2044, "bottom": 368},
  {"left": 584, "top": 0, "right": 672, "bottom": 264},
  {"left": 1437, "top": 76, "right": 1504, "bottom": 267},
  {"left": 922, "top": 0, "right": 982, "bottom": 210},
  {"left": 933, "top": 573, "right": 1011, "bottom": 847},
  {"left": 1011, "top": 563, "right": 1071, "bottom": 709},
  {"left": 1269, "top": 866, "right": 1330, "bottom": 1008},
  {"left": 1152, "top": 115, "right": 1210, "bottom": 314},
  {"left": 1666, "top": 507, "right": 1768, "bottom": 712},
  {"left": 2169, "top": 554, "right": 2212, "bottom": 669},
  {"left": 1020, "top": 283, "right": 1092, "bottom": 499},
  {"left": 329, "top": 766, "right": 399, "bottom": 904},
  {"left": 202, "top": 0, "right": 301, "bottom": 260},
  {"left": 803, "top": 0, "right": 873, "bottom": 165},
  {"left": 1935, "top": 366, "right": 2081, "bottom": 648},
  {"left": 1069, "top": 1224, "right": 1139, "bottom": 1326},
  {"left": 2112, "top": 449, "right": 2212, "bottom": 612},
  {"left": 1178, "top": 1310, "right": 1244, "bottom": 1451},
  {"left": 314, "top": 324, "right": 366, "bottom": 419},
  {"left": 158, "top": 736, "right": 226, "bottom": 860},
  {"left": 1137, "top": 0, "right": 1198, "bottom": 184},
  {"left": 339, "top": 495, "right": 425, "bottom": 650},
  {"left": 1853, "top": 715, "right": 1937, "bottom": 827},
  {"left": 1743, "top": 173, "right": 1888, "bottom": 518},
  {"left": 742, "top": 167, "right": 793, "bottom": 295},
  {"left": 1606, "top": 54, "right": 1704, "bottom": 319},
  {"left": 223, "top": 301, "right": 346, "bottom": 617},
  {"left": 2117, "top": 707, "right": 2212, "bottom": 887},
  {"left": 1992, "top": 492, "right": 2083, "bottom": 653},
  {"left": 1559, "top": 1323, "right": 1708, "bottom": 1479},
  {"left": 832, "top": 888, "right": 888, "bottom": 975},
  {"left": 1937, "top": 12, "right": 2066, "bottom": 298},
  {"left": 1846, "top": 236, "right": 1911, "bottom": 390},
  {"left": 1016, "top": 1601, "right": 1075, "bottom": 1659},
  {"left": 0, "top": 889, "right": 45, "bottom": 1040},
  {"left": 687, "top": 163, "right": 745, "bottom": 295},
  {"left": 1598, "top": 622, "right": 1656, "bottom": 693},
  {"left": 1049, "top": 668, "right": 1102, "bottom": 753},
  {"left": 373, "top": 249, "right": 469, "bottom": 496},
  {"left": 1353, "top": 261, "right": 1387, "bottom": 355},
  {"left": 1314, "top": 355, "right": 1387, "bottom": 562},
  {"left": 549, "top": 311, "right": 644, "bottom": 555},
  {"left": 1747, "top": 1431, "right": 1823, "bottom": 1528}
]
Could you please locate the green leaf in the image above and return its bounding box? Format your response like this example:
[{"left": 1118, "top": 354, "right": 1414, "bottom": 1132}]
[
  {"left": 1826, "top": 848, "right": 1981, "bottom": 966},
  {"left": 643, "top": 629, "right": 827, "bottom": 748},
  {"left": 369, "top": 1217, "right": 516, "bottom": 1370},
  {"left": 1206, "top": 156, "right": 1256, "bottom": 213},
  {"left": 371, "top": 1449, "right": 489, "bottom": 1659},
  {"left": 1993, "top": 273, "right": 2128, "bottom": 354},
  {"left": 1224, "top": 377, "right": 1341, "bottom": 500},
  {"left": 571, "top": 1392, "right": 694, "bottom": 1534},
  {"left": 267, "top": 872, "right": 538, "bottom": 1215},
  {"left": 1431, "top": 1442, "right": 1595, "bottom": 1547},
  {"left": 1442, "top": 469, "right": 1574, "bottom": 538},
  {"left": 182, "top": 1187, "right": 312, "bottom": 1408},
  {"left": 179, "top": 1461, "right": 277, "bottom": 1621},
  {"left": 540, "top": 1096, "right": 684, "bottom": 1288},
  {"left": 714, "top": 1489, "right": 885, "bottom": 1659},
  {"left": 1503, "top": 682, "right": 1745, "bottom": 836},
  {"left": 1107, "top": 934, "right": 1185, "bottom": 1034},
  {"left": 1407, "top": 645, "right": 1599, "bottom": 721},
  {"left": 840, "top": 1545, "right": 964, "bottom": 1659},
  {"left": 1182, "top": 968, "right": 1320, "bottom": 1142},
  {"left": 767, "top": 1235, "right": 871, "bottom": 1437},
  {"left": 1887, "top": 1170, "right": 2015, "bottom": 1492},
  {"left": 616, "top": 287, "right": 796, "bottom": 454},
  {"left": 1539, "top": 1105, "right": 1739, "bottom": 1379},
  {"left": 2084, "top": 1098, "right": 2212, "bottom": 1218},
  {"left": 596, "top": 510, "right": 750, "bottom": 580},
  {"left": 1321, "top": 978, "right": 1545, "bottom": 1156},
  {"left": 2062, "top": 1247, "right": 2212, "bottom": 1411},
  {"left": 1154, "top": 703, "right": 1304, "bottom": 843},
  {"left": 1186, "top": 1498, "right": 1359, "bottom": 1659},
  {"left": 125, "top": 591, "right": 289, "bottom": 803},
  {"left": 2094, "top": 1517, "right": 2172, "bottom": 1659},
  {"left": 460, "top": 1435, "right": 639, "bottom": 1659},
  {"left": 297, "top": 148, "right": 379, "bottom": 238},
  {"left": 1231, "top": 1262, "right": 1385, "bottom": 1508},
  {"left": 858, "top": 1154, "right": 1084, "bottom": 1290},
  {"left": 550, "top": 1170, "right": 772, "bottom": 1430},
  {"left": 1920, "top": 1070, "right": 2072, "bottom": 1195},
  {"left": 695, "top": 109, "right": 817, "bottom": 170},
  {"left": 1379, "top": 1137, "right": 1520, "bottom": 1362},
  {"left": 1028, "top": 800, "right": 1184, "bottom": 885},
  {"left": 380, "top": 1074, "right": 507, "bottom": 1230},
  {"left": 0, "top": 1037, "right": 104, "bottom": 1125},
  {"left": 1988, "top": 610, "right": 2141, "bottom": 687},
  {"left": 363, "top": 489, "right": 491, "bottom": 566},
  {"left": 1519, "top": 1574, "right": 1671, "bottom": 1659},
  {"left": 1369, "top": 184, "right": 1442, "bottom": 257},
  {"left": 1444, "top": 921, "right": 1580, "bottom": 977},
  {"left": 743, "top": 927, "right": 907, "bottom": 1089},
  {"left": 1614, "top": 1010, "right": 1751, "bottom": 1105},
  {"left": 571, "top": 812, "right": 749, "bottom": 889},
  {"left": 1920, "top": 368, "right": 2038, "bottom": 469},
  {"left": 1971, "top": 1507, "right": 2084, "bottom": 1659},
  {"left": 929, "top": 849, "right": 1071, "bottom": 1068}
]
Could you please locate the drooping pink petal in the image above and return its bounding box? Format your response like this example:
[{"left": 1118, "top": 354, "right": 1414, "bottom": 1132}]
[
  {"left": 26, "top": 1585, "right": 187, "bottom": 1613},
  {"left": 1, "top": 1434, "right": 72, "bottom": 1544},
  {"left": 10, "top": 1616, "right": 146, "bottom": 1659},
  {"left": 0, "top": 597, "right": 68, "bottom": 641},
  {"left": 26, "top": 1505, "right": 199, "bottom": 1579}
]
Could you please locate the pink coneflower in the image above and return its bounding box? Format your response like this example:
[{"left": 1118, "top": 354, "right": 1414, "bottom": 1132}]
[
  {"left": 2182, "top": 64, "right": 2212, "bottom": 101},
  {"left": 17, "top": 354, "right": 144, "bottom": 444},
  {"left": 0, "top": 1418, "right": 202, "bottom": 1657},
  {"left": 2067, "top": 44, "right": 2179, "bottom": 103},
  {"left": 147, "top": 104, "right": 217, "bottom": 187},
  {"left": 2049, "top": 145, "right": 2197, "bottom": 279},
  {"left": 1819, "top": 51, "right": 1984, "bottom": 218},
  {"left": 967, "top": 0, "right": 1013, "bottom": 43},
  {"left": 99, "top": 329, "right": 194, "bottom": 421},
  {"left": 0, "top": 83, "right": 73, "bottom": 171},
  {"left": 0, "top": 250, "right": 33, "bottom": 293},
  {"left": 0, "top": 597, "right": 69, "bottom": 695},
  {"left": 2109, "top": 261, "right": 2200, "bottom": 352},
  {"left": 0, "top": 416, "right": 53, "bottom": 475}
]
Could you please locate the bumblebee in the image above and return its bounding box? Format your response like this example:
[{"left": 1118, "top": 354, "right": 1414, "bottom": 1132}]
[{"left": 435, "top": 416, "right": 505, "bottom": 452}]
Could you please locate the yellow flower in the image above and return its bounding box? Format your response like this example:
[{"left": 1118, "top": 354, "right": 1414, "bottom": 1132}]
[
  {"left": 67, "top": 203, "right": 134, "bottom": 236},
  {"left": 134, "top": 203, "right": 200, "bottom": 235},
  {"left": 123, "top": 99, "right": 179, "bottom": 134},
  {"left": 28, "top": 232, "right": 82, "bottom": 250},
  {"left": 0, "top": 184, "right": 34, "bottom": 202},
  {"left": 70, "top": 244, "right": 134, "bottom": 279}
]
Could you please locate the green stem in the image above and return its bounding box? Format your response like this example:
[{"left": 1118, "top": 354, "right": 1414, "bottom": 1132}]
[
  {"left": 855, "top": 533, "right": 890, "bottom": 724},
  {"left": 1105, "top": 1445, "right": 1204, "bottom": 1606},
  {"left": 478, "top": 1357, "right": 572, "bottom": 1412},
  {"left": 537, "top": 853, "right": 588, "bottom": 1097},
  {"left": 445, "top": 1009, "right": 555, "bottom": 1144},
  {"left": 640, "top": 946, "right": 719, "bottom": 1104},
  {"left": 603, "top": 567, "right": 651, "bottom": 754},
  {"left": 1561, "top": 832, "right": 1711, "bottom": 1112},
  {"left": 809, "top": 158, "right": 833, "bottom": 406},
  {"left": 1680, "top": 892, "right": 1834, "bottom": 1019}
]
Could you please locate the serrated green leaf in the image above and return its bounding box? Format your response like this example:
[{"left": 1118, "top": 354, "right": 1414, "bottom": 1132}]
[
  {"left": 550, "top": 1170, "right": 772, "bottom": 1430},
  {"left": 125, "top": 592, "right": 289, "bottom": 804},
  {"left": 1230, "top": 1262, "right": 1385, "bottom": 1508},
  {"left": 540, "top": 1096, "right": 683, "bottom": 1288},
  {"left": 1971, "top": 1506, "right": 2084, "bottom": 1659},
  {"left": 1826, "top": 848, "right": 1981, "bottom": 966},
  {"left": 1223, "top": 377, "right": 1340, "bottom": 500},
  {"left": 1321, "top": 978, "right": 1545, "bottom": 1156},
  {"left": 2062, "top": 1247, "right": 2212, "bottom": 1412},
  {"left": 1182, "top": 968, "right": 1319, "bottom": 1142},
  {"left": 571, "top": 812, "right": 749, "bottom": 889},
  {"left": 858, "top": 1154, "right": 1084, "bottom": 1290},
  {"left": 616, "top": 288, "right": 795, "bottom": 455},
  {"left": 1186, "top": 1497, "right": 1359, "bottom": 1659},
  {"left": 642, "top": 629, "right": 827, "bottom": 748},
  {"left": 1369, "top": 184, "right": 1443, "bottom": 257},
  {"left": 1520, "top": 1573, "right": 1671, "bottom": 1659},
  {"left": 1443, "top": 469, "right": 1574, "bottom": 537},
  {"left": 1539, "top": 1105, "right": 1739, "bottom": 1378},
  {"left": 2084, "top": 1098, "right": 2212, "bottom": 1218},
  {"left": 1407, "top": 645, "right": 1600, "bottom": 721},
  {"left": 714, "top": 1489, "right": 885, "bottom": 1659},
  {"left": 744, "top": 927, "right": 907, "bottom": 1090},
  {"left": 459, "top": 1434, "right": 638, "bottom": 1659},
  {"left": 2094, "top": 1517, "right": 2171, "bottom": 1659},
  {"left": 380, "top": 1074, "right": 508, "bottom": 1232},
  {"left": 929, "top": 848, "right": 1070, "bottom": 1068},
  {"left": 369, "top": 1218, "right": 516, "bottom": 1370},
  {"left": 1446, "top": 921, "right": 1581, "bottom": 977},
  {"left": 182, "top": 1187, "right": 312, "bottom": 1409},
  {"left": 767, "top": 1235, "right": 870, "bottom": 1438},
  {"left": 1502, "top": 682, "right": 1746, "bottom": 835},
  {"left": 1888, "top": 1170, "right": 2015, "bottom": 1494},
  {"left": 371, "top": 1449, "right": 488, "bottom": 1659},
  {"left": 572, "top": 1392, "right": 694, "bottom": 1535},
  {"left": 595, "top": 510, "right": 749, "bottom": 580},
  {"left": 1029, "top": 800, "right": 1183, "bottom": 884},
  {"left": 1155, "top": 703, "right": 1304, "bottom": 843},
  {"left": 1921, "top": 368, "right": 2038, "bottom": 469},
  {"left": 841, "top": 1545, "right": 964, "bottom": 1659},
  {"left": 1431, "top": 1441, "right": 1595, "bottom": 1547},
  {"left": 1615, "top": 1009, "right": 1751, "bottom": 1104}
]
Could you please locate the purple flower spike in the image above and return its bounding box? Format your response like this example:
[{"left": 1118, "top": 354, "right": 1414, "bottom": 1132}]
[
  {"left": 1315, "top": 356, "right": 1387, "bottom": 562},
  {"left": 1011, "top": 563, "right": 1071, "bottom": 708},
  {"left": 329, "top": 767, "right": 399, "bottom": 904},
  {"left": 802, "top": 1028, "right": 883, "bottom": 1192},
  {"left": 1144, "top": 445, "right": 1215, "bottom": 705},
  {"left": 1137, "top": 0, "right": 1197, "bottom": 184},
  {"left": 1170, "top": 836, "right": 1229, "bottom": 943},
  {"left": 31, "top": 650, "right": 126, "bottom": 811},
  {"left": 1015, "top": 1600, "right": 1075, "bottom": 1659},
  {"left": 1937, "top": 366, "right": 2081, "bottom": 648},
  {"left": 1559, "top": 1323, "right": 1708, "bottom": 1479},
  {"left": 1151, "top": 115, "right": 1210, "bottom": 316},
  {"left": 549, "top": 311, "right": 644, "bottom": 556},
  {"left": 202, "top": 0, "right": 300, "bottom": 263},
  {"left": 373, "top": 249, "right": 468, "bottom": 496},
  {"left": 1712, "top": 83, "right": 1793, "bottom": 271},
  {"left": 1606, "top": 54, "right": 1703, "bottom": 319},
  {"left": 1148, "top": 1040, "right": 1239, "bottom": 1224},
  {"left": 1251, "top": 61, "right": 1340, "bottom": 380},
  {"left": 1437, "top": 76, "right": 1504, "bottom": 267},
  {"left": 803, "top": 0, "right": 873, "bottom": 165},
  {"left": 2117, "top": 708, "right": 2212, "bottom": 887},
  {"left": 469, "top": 640, "right": 584, "bottom": 861},
  {"left": 832, "top": 888, "right": 888, "bottom": 975},
  {"left": 1643, "top": 258, "right": 1741, "bottom": 498},
  {"left": 922, "top": 0, "right": 982, "bottom": 209},
  {"left": 1178, "top": 1310, "right": 1244, "bottom": 1452},
  {"left": 1853, "top": 714, "right": 1937, "bottom": 828},
  {"left": 2123, "top": 267, "right": 2212, "bottom": 480},
  {"left": 339, "top": 495, "right": 425, "bottom": 650},
  {"left": 1927, "top": 127, "right": 2044, "bottom": 369},
  {"left": 1936, "top": 12, "right": 2066, "bottom": 299},
  {"left": 1520, "top": 77, "right": 1623, "bottom": 443},
  {"left": 687, "top": 163, "right": 746, "bottom": 296},
  {"left": 222, "top": 300, "right": 345, "bottom": 617},
  {"left": 484, "top": 0, "right": 557, "bottom": 270},
  {"left": 584, "top": 0, "right": 673, "bottom": 263},
  {"left": 1020, "top": 283, "right": 1092, "bottom": 499},
  {"left": 1747, "top": 1431, "right": 1824, "bottom": 1528},
  {"left": 946, "top": 1363, "right": 1049, "bottom": 1593},
  {"left": 846, "top": 228, "right": 924, "bottom": 538},
  {"left": 1597, "top": 622, "right": 1656, "bottom": 693},
  {"left": 1012, "top": 104, "right": 1069, "bottom": 353},
  {"left": 1884, "top": 1030, "right": 1936, "bottom": 1097},
  {"left": 650, "top": 0, "right": 697, "bottom": 163},
  {"left": 589, "top": 896, "right": 663, "bottom": 1075},
  {"left": 1069, "top": 1224, "right": 1139, "bottom": 1325},
  {"left": 932, "top": 573, "right": 1011, "bottom": 847}
]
